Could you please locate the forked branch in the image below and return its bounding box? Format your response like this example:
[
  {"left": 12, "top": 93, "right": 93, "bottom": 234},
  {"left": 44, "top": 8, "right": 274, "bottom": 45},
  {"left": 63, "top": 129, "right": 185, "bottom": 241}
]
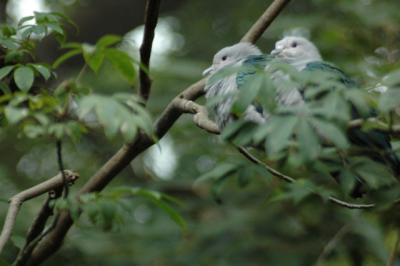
[
  {"left": 0, "top": 171, "right": 79, "bottom": 254},
  {"left": 26, "top": 1, "right": 292, "bottom": 265}
]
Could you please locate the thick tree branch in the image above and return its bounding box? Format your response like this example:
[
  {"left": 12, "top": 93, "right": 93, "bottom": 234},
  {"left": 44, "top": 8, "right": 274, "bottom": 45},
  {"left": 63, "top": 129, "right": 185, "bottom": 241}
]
[
  {"left": 26, "top": 1, "right": 291, "bottom": 264},
  {"left": 0, "top": 171, "right": 79, "bottom": 254},
  {"left": 139, "top": 0, "right": 161, "bottom": 103}
]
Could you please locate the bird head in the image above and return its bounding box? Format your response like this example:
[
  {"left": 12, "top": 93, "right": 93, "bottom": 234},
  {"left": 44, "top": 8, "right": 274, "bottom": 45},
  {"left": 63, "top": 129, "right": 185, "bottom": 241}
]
[
  {"left": 271, "top": 36, "right": 322, "bottom": 69},
  {"left": 203, "top": 42, "right": 262, "bottom": 76}
]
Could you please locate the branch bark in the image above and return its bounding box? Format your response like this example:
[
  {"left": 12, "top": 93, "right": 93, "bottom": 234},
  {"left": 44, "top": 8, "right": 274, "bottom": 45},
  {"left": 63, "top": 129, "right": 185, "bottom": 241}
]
[
  {"left": 348, "top": 118, "right": 400, "bottom": 136},
  {"left": 24, "top": 1, "right": 291, "bottom": 264},
  {"left": 0, "top": 171, "right": 79, "bottom": 254},
  {"left": 241, "top": 0, "right": 291, "bottom": 43},
  {"left": 139, "top": 0, "right": 161, "bottom": 103}
]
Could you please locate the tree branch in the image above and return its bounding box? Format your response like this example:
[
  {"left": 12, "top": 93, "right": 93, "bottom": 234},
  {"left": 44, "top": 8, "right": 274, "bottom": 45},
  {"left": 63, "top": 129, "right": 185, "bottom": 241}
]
[
  {"left": 173, "top": 98, "right": 220, "bottom": 134},
  {"left": 348, "top": 118, "right": 400, "bottom": 136},
  {"left": 237, "top": 147, "right": 376, "bottom": 209},
  {"left": 139, "top": 0, "right": 161, "bottom": 103},
  {"left": 171, "top": 98, "right": 376, "bottom": 209},
  {"left": 241, "top": 0, "right": 291, "bottom": 43},
  {"left": 25, "top": 1, "right": 291, "bottom": 264},
  {"left": 0, "top": 171, "right": 79, "bottom": 254}
]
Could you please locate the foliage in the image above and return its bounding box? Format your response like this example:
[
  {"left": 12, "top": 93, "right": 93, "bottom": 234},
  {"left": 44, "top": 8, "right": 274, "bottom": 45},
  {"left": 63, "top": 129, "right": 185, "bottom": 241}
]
[{"left": 0, "top": 1, "right": 400, "bottom": 266}]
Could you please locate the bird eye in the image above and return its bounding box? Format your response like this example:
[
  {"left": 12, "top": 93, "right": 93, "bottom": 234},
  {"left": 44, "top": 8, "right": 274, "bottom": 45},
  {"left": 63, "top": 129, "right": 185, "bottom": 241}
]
[
  {"left": 222, "top": 55, "right": 227, "bottom": 61},
  {"left": 291, "top": 42, "right": 298, "bottom": 48}
]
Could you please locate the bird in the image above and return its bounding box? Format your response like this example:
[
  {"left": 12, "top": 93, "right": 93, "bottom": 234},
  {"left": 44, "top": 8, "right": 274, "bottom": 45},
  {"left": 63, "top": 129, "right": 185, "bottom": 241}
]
[
  {"left": 203, "top": 42, "right": 267, "bottom": 130},
  {"left": 203, "top": 42, "right": 303, "bottom": 130},
  {"left": 270, "top": 36, "right": 400, "bottom": 188}
]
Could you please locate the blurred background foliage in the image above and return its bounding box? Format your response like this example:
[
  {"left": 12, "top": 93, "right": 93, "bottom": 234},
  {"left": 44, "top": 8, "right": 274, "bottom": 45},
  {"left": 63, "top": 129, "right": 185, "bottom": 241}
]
[{"left": 0, "top": 0, "right": 400, "bottom": 265}]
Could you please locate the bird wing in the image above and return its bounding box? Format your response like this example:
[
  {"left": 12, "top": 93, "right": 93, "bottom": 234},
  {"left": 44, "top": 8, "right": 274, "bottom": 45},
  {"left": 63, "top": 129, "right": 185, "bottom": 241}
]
[
  {"left": 303, "top": 61, "right": 357, "bottom": 88},
  {"left": 236, "top": 54, "right": 272, "bottom": 89},
  {"left": 303, "top": 61, "right": 400, "bottom": 176}
]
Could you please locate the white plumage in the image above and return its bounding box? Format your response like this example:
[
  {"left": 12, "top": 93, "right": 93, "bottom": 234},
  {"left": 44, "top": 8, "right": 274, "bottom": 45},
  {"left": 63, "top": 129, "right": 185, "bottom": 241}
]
[
  {"left": 203, "top": 43, "right": 265, "bottom": 129},
  {"left": 271, "top": 36, "right": 322, "bottom": 70}
]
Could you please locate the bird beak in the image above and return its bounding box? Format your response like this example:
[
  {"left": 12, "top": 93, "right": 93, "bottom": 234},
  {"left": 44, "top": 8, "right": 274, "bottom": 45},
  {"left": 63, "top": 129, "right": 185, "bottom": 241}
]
[
  {"left": 202, "top": 66, "right": 214, "bottom": 76},
  {"left": 271, "top": 49, "right": 281, "bottom": 57}
]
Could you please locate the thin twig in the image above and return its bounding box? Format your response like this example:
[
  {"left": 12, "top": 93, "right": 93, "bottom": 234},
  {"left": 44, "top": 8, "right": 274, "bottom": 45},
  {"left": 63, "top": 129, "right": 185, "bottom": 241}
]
[
  {"left": 26, "top": 1, "right": 291, "bottom": 264},
  {"left": 314, "top": 224, "right": 351, "bottom": 266},
  {"left": 56, "top": 140, "right": 68, "bottom": 198},
  {"left": 139, "top": 0, "right": 161, "bottom": 103},
  {"left": 0, "top": 171, "right": 78, "bottom": 254},
  {"left": 237, "top": 147, "right": 375, "bottom": 209},
  {"left": 172, "top": 97, "right": 376, "bottom": 209}
]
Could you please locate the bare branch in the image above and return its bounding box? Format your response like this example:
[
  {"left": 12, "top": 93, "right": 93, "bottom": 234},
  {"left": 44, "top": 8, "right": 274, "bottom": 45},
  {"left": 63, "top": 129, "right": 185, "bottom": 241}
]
[
  {"left": 139, "top": 0, "right": 161, "bottom": 103},
  {"left": 0, "top": 171, "right": 79, "bottom": 254},
  {"left": 349, "top": 118, "right": 400, "bottom": 136},
  {"left": 241, "top": 0, "right": 291, "bottom": 43},
  {"left": 26, "top": 1, "right": 291, "bottom": 264},
  {"left": 237, "top": 147, "right": 376, "bottom": 209},
  {"left": 174, "top": 98, "right": 220, "bottom": 134}
]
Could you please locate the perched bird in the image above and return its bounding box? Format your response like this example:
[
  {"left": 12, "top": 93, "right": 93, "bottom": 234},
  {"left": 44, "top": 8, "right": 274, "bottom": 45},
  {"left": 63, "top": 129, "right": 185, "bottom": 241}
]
[
  {"left": 271, "top": 36, "right": 400, "bottom": 180},
  {"left": 203, "top": 42, "right": 267, "bottom": 129},
  {"left": 203, "top": 43, "right": 303, "bottom": 130}
]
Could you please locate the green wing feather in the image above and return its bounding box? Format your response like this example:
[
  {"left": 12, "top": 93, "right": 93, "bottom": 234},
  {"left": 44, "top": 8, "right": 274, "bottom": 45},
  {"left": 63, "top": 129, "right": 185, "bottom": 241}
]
[
  {"left": 304, "top": 61, "right": 357, "bottom": 88},
  {"left": 236, "top": 54, "right": 272, "bottom": 89}
]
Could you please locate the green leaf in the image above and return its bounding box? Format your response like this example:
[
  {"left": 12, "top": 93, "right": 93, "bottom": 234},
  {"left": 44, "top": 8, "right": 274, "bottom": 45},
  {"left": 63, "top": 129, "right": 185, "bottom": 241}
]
[
  {"left": 352, "top": 158, "right": 397, "bottom": 189},
  {"left": 14, "top": 66, "right": 34, "bottom": 92},
  {"left": 266, "top": 115, "right": 298, "bottom": 154},
  {"left": 0, "top": 37, "right": 18, "bottom": 49},
  {"left": 53, "top": 49, "right": 82, "bottom": 68},
  {"left": 77, "top": 94, "right": 151, "bottom": 140},
  {"left": 82, "top": 44, "right": 105, "bottom": 73},
  {"left": 30, "top": 64, "right": 51, "bottom": 80},
  {"left": 378, "top": 89, "right": 400, "bottom": 113},
  {"left": 96, "top": 35, "right": 121, "bottom": 49},
  {"left": 232, "top": 73, "right": 263, "bottom": 114},
  {"left": 194, "top": 163, "right": 239, "bottom": 186},
  {"left": 0, "top": 66, "right": 14, "bottom": 80},
  {"left": 18, "top": 15, "right": 35, "bottom": 26},
  {"left": 310, "top": 118, "right": 349, "bottom": 149},
  {"left": 4, "top": 106, "right": 28, "bottom": 124},
  {"left": 382, "top": 69, "right": 400, "bottom": 87},
  {"left": 152, "top": 199, "right": 187, "bottom": 230},
  {"left": 339, "top": 169, "right": 357, "bottom": 195},
  {"left": 105, "top": 48, "right": 136, "bottom": 84},
  {"left": 297, "top": 119, "right": 321, "bottom": 161}
]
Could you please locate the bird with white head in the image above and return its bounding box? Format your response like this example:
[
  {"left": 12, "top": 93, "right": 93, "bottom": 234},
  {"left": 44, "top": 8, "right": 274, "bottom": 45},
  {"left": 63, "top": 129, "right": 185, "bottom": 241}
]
[
  {"left": 270, "top": 35, "right": 400, "bottom": 186},
  {"left": 203, "top": 42, "right": 266, "bottom": 129},
  {"left": 271, "top": 36, "right": 322, "bottom": 70}
]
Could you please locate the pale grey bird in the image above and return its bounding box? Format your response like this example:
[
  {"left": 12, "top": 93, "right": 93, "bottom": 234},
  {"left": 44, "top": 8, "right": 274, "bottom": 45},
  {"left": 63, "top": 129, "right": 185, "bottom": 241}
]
[
  {"left": 271, "top": 36, "right": 400, "bottom": 191},
  {"left": 203, "top": 42, "right": 266, "bottom": 129},
  {"left": 271, "top": 36, "right": 322, "bottom": 70}
]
